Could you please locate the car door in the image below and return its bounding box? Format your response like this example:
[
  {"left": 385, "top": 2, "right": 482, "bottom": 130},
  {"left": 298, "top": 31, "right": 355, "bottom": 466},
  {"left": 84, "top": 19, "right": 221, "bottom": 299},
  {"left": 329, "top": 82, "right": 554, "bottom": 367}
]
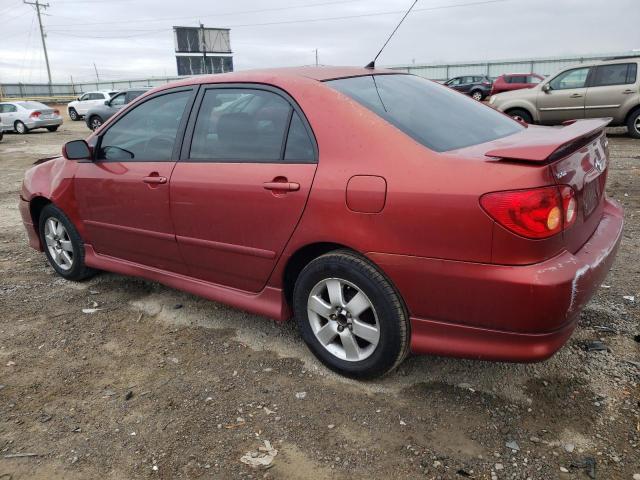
[
  {"left": 74, "top": 87, "right": 196, "bottom": 273},
  {"left": 584, "top": 63, "right": 638, "bottom": 120},
  {"left": 108, "top": 92, "right": 127, "bottom": 112},
  {"left": 445, "top": 77, "right": 462, "bottom": 92},
  {"left": 1, "top": 103, "right": 18, "bottom": 126},
  {"left": 75, "top": 93, "right": 92, "bottom": 115},
  {"left": 537, "top": 67, "right": 590, "bottom": 124},
  {"left": 170, "top": 85, "right": 318, "bottom": 292}
]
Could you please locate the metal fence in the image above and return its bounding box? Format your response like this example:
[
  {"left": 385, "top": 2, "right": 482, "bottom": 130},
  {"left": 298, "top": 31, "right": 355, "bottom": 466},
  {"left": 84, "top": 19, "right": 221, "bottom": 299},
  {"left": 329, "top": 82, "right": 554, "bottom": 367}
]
[
  {"left": 387, "top": 51, "right": 638, "bottom": 81},
  {"left": 0, "top": 76, "right": 184, "bottom": 101}
]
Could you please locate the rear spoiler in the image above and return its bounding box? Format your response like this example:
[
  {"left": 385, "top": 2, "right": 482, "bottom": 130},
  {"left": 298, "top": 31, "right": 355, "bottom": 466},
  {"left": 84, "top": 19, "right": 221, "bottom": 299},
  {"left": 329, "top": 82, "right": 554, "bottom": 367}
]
[{"left": 485, "top": 118, "right": 612, "bottom": 163}]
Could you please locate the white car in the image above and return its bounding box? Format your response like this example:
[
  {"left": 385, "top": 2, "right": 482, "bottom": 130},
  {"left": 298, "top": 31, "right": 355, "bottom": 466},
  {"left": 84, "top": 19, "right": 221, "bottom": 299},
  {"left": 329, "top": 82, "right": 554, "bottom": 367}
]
[{"left": 67, "top": 91, "right": 117, "bottom": 121}]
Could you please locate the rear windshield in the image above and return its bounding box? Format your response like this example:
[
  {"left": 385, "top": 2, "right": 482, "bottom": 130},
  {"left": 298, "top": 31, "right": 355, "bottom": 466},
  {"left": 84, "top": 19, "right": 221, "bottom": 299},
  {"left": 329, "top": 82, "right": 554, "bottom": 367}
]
[
  {"left": 17, "top": 101, "right": 49, "bottom": 109},
  {"left": 326, "top": 74, "right": 523, "bottom": 152}
]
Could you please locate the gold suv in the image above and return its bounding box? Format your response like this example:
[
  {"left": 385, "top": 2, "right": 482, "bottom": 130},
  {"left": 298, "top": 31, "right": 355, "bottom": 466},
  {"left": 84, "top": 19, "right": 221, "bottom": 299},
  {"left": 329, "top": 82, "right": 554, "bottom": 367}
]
[{"left": 489, "top": 57, "right": 640, "bottom": 138}]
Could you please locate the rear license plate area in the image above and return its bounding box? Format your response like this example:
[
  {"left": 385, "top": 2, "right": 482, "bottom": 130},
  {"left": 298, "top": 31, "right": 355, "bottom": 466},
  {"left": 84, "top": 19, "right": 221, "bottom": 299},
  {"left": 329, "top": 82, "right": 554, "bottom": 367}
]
[{"left": 582, "top": 177, "right": 602, "bottom": 217}]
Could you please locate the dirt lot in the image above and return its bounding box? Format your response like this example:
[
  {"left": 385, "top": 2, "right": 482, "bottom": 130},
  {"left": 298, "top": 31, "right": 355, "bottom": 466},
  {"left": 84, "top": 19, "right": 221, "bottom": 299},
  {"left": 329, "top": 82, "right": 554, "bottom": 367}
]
[{"left": 0, "top": 114, "right": 638, "bottom": 480}]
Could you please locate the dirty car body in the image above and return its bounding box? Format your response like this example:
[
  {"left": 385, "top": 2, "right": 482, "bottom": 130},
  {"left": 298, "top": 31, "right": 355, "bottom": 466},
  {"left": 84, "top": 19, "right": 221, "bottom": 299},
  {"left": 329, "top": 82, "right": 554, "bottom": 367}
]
[{"left": 19, "top": 67, "right": 623, "bottom": 378}]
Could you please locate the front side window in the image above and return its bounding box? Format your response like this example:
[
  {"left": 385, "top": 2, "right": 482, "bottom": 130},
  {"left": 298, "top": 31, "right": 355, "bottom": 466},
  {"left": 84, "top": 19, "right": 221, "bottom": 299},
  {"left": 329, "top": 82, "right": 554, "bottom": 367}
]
[
  {"left": 326, "top": 74, "right": 523, "bottom": 153},
  {"left": 97, "top": 90, "right": 191, "bottom": 162},
  {"left": 109, "top": 93, "right": 126, "bottom": 107},
  {"left": 549, "top": 67, "right": 590, "bottom": 90},
  {"left": 79, "top": 94, "right": 90, "bottom": 101},
  {"left": 592, "top": 63, "right": 635, "bottom": 87},
  {"left": 446, "top": 78, "right": 461, "bottom": 86},
  {"left": 189, "top": 88, "right": 293, "bottom": 162}
]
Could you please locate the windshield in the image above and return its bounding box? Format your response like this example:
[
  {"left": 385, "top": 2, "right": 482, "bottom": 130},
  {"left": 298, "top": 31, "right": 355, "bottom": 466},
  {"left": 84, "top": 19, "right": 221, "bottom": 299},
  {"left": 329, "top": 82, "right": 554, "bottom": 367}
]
[{"left": 326, "top": 74, "right": 523, "bottom": 152}]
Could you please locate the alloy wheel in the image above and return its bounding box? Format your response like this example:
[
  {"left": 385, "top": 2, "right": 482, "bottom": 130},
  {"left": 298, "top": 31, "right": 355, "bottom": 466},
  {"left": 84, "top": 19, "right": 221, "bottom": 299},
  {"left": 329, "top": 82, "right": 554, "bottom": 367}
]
[
  {"left": 472, "top": 91, "right": 483, "bottom": 101},
  {"left": 90, "top": 117, "right": 102, "bottom": 130},
  {"left": 15, "top": 122, "right": 26, "bottom": 134},
  {"left": 307, "top": 277, "right": 380, "bottom": 362},
  {"left": 635, "top": 116, "right": 640, "bottom": 135},
  {"left": 44, "top": 217, "right": 74, "bottom": 271},
  {"left": 69, "top": 109, "right": 78, "bottom": 121}
]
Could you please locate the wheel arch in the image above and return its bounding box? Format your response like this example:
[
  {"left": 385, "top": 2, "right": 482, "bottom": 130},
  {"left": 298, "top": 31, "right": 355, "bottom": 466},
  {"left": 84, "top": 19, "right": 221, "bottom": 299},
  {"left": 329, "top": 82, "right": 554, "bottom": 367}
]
[
  {"left": 624, "top": 104, "right": 640, "bottom": 126},
  {"left": 504, "top": 106, "right": 535, "bottom": 123},
  {"left": 29, "top": 195, "right": 53, "bottom": 228}
]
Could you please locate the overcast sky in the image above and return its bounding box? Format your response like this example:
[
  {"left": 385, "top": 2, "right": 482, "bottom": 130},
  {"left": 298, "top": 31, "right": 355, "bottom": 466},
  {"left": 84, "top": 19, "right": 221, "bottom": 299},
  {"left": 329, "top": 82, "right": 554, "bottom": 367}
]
[{"left": 0, "top": 0, "right": 638, "bottom": 84}]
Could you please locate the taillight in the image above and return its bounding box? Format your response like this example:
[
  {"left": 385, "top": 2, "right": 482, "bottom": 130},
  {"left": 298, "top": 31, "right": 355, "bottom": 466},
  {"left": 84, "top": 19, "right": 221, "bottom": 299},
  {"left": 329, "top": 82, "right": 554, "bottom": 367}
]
[
  {"left": 480, "top": 186, "right": 577, "bottom": 239},
  {"left": 30, "top": 111, "right": 41, "bottom": 119}
]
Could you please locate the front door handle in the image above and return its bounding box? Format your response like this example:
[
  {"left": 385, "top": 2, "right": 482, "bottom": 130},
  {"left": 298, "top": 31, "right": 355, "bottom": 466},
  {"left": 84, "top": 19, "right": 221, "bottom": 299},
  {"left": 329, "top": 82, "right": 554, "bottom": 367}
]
[
  {"left": 263, "top": 181, "right": 300, "bottom": 192},
  {"left": 143, "top": 175, "right": 167, "bottom": 184},
  {"left": 622, "top": 89, "right": 635, "bottom": 94},
  {"left": 569, "top": 93, "right": 583, "bottom": 98}
]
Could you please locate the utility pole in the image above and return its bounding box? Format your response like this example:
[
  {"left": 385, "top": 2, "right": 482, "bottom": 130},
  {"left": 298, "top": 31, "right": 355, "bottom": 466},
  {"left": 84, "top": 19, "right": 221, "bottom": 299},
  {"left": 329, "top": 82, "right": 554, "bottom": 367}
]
[
  {"left": 24, "top": 0, "right": 52, "bottom": 84},
  {"left": 93, "top": 62, "right": 100, "bottom": 87},
  {"left": 315, "top": 49, "right": 318, "bottom": 66},
  {"left": 200, "top": 23, "right": 207, "bottom": 75}
]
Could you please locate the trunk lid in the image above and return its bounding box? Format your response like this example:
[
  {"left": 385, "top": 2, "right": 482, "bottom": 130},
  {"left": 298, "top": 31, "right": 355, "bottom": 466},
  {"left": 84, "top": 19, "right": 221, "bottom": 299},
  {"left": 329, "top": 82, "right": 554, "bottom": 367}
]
[{"left": 485, "top": 119, "right": 611, "bottom": 254}]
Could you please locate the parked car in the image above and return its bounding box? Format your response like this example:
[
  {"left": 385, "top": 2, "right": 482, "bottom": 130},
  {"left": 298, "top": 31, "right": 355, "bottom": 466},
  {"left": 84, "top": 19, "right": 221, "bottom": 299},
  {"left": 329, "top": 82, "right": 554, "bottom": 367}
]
[
  {"left": 85, "top": 87, "right": 151, "bottom": 130},
  {"left": 490, "top": 73, "right": 544, "bottom": 95},
  {"left": 0, "top": 101, "right": 63, "bottom": 134},
  {"left": 444, "top": 75, "right": 492, "bottom": 100},
  {"left": 19, "top": 67, "right": 622, "bottom": 379},
  {"left": 67, "top": 91, "right": 118, "bottom": 121},
  {"left": 489, "top": 57, "right": 640, "bottom": 138}
]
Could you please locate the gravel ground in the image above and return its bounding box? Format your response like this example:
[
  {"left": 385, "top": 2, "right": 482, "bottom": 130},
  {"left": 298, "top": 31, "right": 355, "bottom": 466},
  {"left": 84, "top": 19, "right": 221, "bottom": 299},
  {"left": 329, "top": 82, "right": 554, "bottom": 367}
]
[{"left": 0, "top": 115, "right": 638, "bottom": 480}]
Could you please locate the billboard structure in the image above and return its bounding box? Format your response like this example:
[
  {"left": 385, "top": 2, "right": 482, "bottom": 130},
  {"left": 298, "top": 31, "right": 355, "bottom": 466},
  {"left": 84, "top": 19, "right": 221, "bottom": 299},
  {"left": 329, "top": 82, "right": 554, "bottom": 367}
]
[{"left": 173, "top": 26, "right": 233, "bottom": 76}]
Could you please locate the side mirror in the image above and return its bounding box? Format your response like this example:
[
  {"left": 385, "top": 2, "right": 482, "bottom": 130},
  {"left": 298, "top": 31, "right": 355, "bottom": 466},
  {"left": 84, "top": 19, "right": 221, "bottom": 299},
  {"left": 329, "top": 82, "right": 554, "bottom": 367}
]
[
  {"left": 77, "top": 96, "right": 81, "bottom": 101},
  {"left": 63, "top": 140, "right": 92, "bottom": 161},
  {"left": 104, "top": 100, "right": 110, "bottom": 105},
  {"left": 542, "top": 84, "right": 551, "bottom": 93}
]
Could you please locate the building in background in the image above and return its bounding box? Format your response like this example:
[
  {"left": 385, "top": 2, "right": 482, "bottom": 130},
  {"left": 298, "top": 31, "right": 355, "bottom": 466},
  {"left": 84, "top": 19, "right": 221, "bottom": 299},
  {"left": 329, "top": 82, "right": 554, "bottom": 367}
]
[{"left": 173, "top": 26, "right": 233, "bottom": 76}]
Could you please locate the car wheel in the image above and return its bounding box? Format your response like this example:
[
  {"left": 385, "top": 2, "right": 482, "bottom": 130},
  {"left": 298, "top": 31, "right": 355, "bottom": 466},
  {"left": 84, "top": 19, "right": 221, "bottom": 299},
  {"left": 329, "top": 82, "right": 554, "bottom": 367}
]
[
  {"left": 14, "top": 120, "right": 28, "bottom": 134},
  {"left": 68, "top": 108, "right": 79, "bottom": 121},
  {"left": 39, "top": 204, "right": 96, "bottom": 281},
  {"left": 507, "top": 108, "right": 533, "bottom": 124},
  {"left": 89, "top": 116, "right": 103, "bottom": 131},
  {"left": 627, "top": 109, "right": 640, "bottom": 139},
  {"left": 293, "top": 250, "right": 410, "bottom": 379},
  {"left": 471, "top": 90, "right": 484, "bottom": 101},
  {"left": 46, "top": 126, "right": 59, "bottom": 132}
]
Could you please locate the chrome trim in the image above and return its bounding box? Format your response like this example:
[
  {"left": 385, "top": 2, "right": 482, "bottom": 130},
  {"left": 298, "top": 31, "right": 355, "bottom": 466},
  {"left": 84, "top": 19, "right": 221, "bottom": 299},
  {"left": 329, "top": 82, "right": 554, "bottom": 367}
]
[
  {"left": 585, "top": 104, "right": 620, "bottom": 109},
  {"left": 539, "top": 106, "right": 585, "bottom": 111}
]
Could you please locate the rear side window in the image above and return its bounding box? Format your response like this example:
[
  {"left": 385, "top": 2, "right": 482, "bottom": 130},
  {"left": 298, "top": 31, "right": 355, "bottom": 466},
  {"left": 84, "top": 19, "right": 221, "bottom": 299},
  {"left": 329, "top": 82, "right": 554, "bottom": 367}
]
[
  {"left": 528, "top": 75, "right": 542, "bottom": 84},
  {"left": 189, "top": 88, "right": 314, "bottom": 163},
  {"left": 326, "top": 74, "right": 522, "bottom": 152},
  {"left": 592, "top": 63, "right": 637, "bottom": 87},
  {"left": 97, "top": 90, "right": 191, "bottom": 162}
]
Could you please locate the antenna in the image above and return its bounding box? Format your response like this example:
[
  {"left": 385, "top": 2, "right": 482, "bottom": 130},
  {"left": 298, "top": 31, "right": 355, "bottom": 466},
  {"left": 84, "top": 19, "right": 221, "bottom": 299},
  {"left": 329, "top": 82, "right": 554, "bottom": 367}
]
[{"left": 365, "top": 0, "right": 418, "bottom": 69}]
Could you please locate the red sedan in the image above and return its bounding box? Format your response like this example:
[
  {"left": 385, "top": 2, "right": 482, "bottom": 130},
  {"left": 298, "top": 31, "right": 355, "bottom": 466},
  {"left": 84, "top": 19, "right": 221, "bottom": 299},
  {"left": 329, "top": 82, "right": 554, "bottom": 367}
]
[
  {"left": 490, "top": 73, "right": 545, "bottom": 95},
  {"left": 19, "top": 67, "right": 623, "bottom": 379}
]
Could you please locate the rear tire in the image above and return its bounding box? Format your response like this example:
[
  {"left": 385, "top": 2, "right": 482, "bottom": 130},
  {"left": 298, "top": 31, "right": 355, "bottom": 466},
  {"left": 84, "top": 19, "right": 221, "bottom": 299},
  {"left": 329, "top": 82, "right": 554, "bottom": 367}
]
[
  {"left": 471, "top": 89, "right": 484, "bottom": 101},
  {"left": 46, "top": 126, "right": 59, "bottom": 132},
  {"left": 68, "top": 108, "right": 79, "bottom": 121},
  {"left": 293, "top": 250, "right": 410, "bottom": 379},
  {"left": 14, "top": 121, "right": 28, "bottom": 134},
  {"left": 38, "top": 204, "right": 97, "bottom": 281},
  {"left": 626, "top": 109, "right": 640, "bottom": 139},
  {"left": 507, "top": 108, "right": 533, "bottom": 124}
]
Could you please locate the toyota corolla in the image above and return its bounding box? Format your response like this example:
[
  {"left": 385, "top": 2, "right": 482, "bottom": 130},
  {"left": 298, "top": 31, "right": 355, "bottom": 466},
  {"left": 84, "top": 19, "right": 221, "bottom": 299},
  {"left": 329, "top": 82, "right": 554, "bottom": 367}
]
[{"left": 19, "top": 67, "right": 623, "bottom": 378}]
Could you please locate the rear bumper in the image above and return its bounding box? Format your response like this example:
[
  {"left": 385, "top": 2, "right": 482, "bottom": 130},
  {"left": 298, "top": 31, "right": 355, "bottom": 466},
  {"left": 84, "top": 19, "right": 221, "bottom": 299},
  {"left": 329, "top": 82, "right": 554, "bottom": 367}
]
[
  {"left": 26, "top": 118, "right": 63, "bottom": 129},
  {"left": 368, "top": 198, "right": 623, "bottom": 362},
  {"left": 19, "top": 197, "right": 42, "bottom": 251}
]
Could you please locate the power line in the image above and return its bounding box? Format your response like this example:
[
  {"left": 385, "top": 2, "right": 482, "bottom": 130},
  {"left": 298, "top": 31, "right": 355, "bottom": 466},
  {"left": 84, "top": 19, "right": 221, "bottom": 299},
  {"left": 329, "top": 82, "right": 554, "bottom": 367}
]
[{"left": 45, "top": 0, "right": 512, "bottom": 39}]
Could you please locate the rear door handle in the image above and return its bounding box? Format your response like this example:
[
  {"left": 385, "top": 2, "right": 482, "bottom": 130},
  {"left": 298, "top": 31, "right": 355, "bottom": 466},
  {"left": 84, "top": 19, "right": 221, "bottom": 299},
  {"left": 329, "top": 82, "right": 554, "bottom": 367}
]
[
  {"left": 143, "top": 175, "right": 167, "bottom": 184},
  {"left": 569, "top": 93, "right": 583, "bottom": 98},
  {"left": 263, "top": 181, "right": 300, "bottom": 192}
]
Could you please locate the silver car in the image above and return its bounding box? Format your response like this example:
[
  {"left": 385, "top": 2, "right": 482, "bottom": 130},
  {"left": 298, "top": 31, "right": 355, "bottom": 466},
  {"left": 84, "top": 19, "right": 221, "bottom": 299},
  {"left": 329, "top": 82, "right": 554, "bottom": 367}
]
[{"left": 0, "top": 101, "right": 64, "bottom": 134}]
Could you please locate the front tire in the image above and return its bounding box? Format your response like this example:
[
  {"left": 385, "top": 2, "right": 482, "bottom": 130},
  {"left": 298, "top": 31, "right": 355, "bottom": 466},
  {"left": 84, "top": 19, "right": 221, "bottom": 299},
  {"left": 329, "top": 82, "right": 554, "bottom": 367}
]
[
  {"left": 293, "top": 250, "right": 409, "bottom": 379},
  {"left": 627, "top": 109, "right": 640, "bottom": 139},
  {"left": 507, "top": 108, "right": 533, "bottom": 124},
  {"left": 68, "top": 108, "right": 79, "bottom": 121},
  {"left": 89, "top": 115, "right": 103, "bottom": 131},
  {"left": 38, "top": 204, "right": 96, "bottom": 281},
  {"left": 14, "top": 121, "right": 28, "bottom": 134}
]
